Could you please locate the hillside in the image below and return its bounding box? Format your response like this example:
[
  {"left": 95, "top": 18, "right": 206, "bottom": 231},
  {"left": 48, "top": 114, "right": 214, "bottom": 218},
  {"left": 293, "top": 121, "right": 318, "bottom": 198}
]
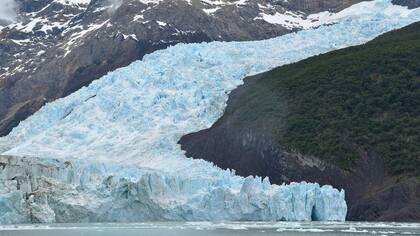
[
  {"left": 180, "top": 21, "right": 420, "bottom": 221},
  {"left": 0, "top": 0, "right": 369, "bottom": 136},
  {"left": 225, "top": 21, "right": 420, "bottom": 176}
]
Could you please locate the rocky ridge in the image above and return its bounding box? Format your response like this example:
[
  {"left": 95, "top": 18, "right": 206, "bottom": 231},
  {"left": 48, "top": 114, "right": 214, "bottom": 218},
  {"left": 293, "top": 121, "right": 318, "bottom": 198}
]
[{"left": 0, "top": 0, "right": 369, "bottom": 136}]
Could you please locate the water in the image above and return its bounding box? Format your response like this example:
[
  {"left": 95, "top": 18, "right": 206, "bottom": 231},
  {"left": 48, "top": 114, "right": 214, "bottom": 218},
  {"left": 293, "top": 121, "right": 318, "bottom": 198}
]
[{"left": 1, "top": 222, "right": 419, "bottom": 236}]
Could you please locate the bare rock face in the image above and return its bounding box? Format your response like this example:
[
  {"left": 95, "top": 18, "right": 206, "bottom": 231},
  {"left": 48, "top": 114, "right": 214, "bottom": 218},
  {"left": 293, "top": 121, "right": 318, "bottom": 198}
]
[
  {"left": 392, "top": 0, "right": 420, "bottom": 9},
  {"left": 0, "top": 0, "right": 368, "bottom": 136},
  {"left": 280, "top": 0, "right": 368, "bottom": 13}
]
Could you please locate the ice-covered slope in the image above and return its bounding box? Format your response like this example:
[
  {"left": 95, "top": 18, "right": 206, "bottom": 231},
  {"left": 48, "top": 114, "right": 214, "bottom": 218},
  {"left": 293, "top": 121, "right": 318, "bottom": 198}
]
[
  {"left": 0, "top": 0, "right": 419, "bottom": 224},
  {"left": 0, "top": 0, "right": 367, "bottom": 138}
]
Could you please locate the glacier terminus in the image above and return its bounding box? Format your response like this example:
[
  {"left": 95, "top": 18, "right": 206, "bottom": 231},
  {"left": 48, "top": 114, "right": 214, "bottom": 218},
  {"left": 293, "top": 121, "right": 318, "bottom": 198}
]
[{"left": 0, "top": 0, "right": 419, "bottom": 224}]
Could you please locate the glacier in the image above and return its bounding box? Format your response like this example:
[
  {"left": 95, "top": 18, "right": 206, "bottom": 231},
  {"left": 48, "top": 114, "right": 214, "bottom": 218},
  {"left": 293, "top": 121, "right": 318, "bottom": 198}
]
[{"left": 0, "top": 0, "right": 419, "bottom": 224}]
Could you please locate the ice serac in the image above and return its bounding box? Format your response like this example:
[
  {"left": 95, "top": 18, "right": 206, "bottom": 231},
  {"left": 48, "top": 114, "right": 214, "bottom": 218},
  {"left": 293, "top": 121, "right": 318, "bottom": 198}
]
[
  {"left": 1, "top": 0, "right": 419, "bottom": 224},
  {"left": 0, "top": 155, "right": 346, "bottom": 223}
]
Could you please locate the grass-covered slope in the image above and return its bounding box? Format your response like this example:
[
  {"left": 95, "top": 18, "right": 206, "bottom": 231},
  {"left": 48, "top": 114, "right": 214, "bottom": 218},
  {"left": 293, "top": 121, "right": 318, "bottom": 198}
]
[{"left": 226, "top": 22, "right": 420, "bottom": 177}]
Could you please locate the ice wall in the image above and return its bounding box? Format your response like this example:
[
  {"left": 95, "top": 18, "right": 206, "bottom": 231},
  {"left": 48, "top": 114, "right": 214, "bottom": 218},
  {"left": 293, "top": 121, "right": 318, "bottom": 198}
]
[
  {"left": 0, "top": 155, "right": 346, "bottom": 223},
  {"left": 1, "top": 0, "right": 419, "bottom": 224}
]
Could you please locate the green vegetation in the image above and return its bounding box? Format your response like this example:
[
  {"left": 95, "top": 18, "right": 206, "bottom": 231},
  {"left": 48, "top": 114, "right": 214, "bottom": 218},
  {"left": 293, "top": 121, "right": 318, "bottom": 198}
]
[{"left": 232, "top": 22, "right": 420, "bottom": 176}]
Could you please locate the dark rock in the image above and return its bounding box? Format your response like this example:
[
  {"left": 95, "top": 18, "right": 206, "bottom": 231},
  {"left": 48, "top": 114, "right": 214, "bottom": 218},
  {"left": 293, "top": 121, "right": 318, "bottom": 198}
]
[
  {"left": 392, "top": 0, "right": 420, "bottom": 9},
  {"left": 18, "top": 0, "right": 53, "bottom": 13},
  {"left": 279, "top": 0, "right": 370, "bottom": 13},
  {"left": 350, "top": 178, "right": 420, "bottom": 221}
]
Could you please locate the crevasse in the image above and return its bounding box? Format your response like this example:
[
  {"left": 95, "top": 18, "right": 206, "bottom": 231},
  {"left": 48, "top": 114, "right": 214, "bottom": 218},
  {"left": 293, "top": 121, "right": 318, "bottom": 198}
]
[{"left": 0, "top": 0, "right": 419, "bottom": 224}]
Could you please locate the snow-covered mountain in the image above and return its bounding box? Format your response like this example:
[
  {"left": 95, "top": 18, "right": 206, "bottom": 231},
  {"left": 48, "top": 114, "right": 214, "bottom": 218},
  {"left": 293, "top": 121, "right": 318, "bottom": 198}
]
[
  {"left": 0, "top": 0, "right": 380, "bottom": 136},
  {"left": 0, "top": 0, "right": 419, "bottom": 224}
]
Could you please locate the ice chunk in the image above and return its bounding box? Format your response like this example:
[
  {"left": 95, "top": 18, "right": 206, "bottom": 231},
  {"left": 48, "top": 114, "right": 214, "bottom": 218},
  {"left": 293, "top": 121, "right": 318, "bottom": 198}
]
[{"left": 0, "top": 192, "right": 28, "bottom": 224}]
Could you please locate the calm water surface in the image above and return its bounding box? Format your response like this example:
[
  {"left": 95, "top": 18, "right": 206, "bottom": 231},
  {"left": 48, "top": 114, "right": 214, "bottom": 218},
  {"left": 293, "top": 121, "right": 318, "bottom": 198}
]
[{"left": 1, "top": 222, "right": 419, "bottom": 236}]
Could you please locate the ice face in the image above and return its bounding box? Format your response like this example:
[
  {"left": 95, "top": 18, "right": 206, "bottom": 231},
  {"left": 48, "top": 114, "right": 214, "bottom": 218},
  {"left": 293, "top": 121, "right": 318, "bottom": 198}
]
[
  {"left": 0, "top": 192, "right": 27, "bottom": 224},
  {"left": 0, "top": 0, "right": 419, "bottom": 224},
  {"left": 0, "top": 155, "right": 346, "bottom": 223}
]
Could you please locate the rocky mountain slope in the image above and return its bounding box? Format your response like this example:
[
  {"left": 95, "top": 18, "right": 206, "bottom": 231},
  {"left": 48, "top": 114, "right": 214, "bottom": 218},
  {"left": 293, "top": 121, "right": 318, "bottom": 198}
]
[
  {"left": 393, "top": 0, "right": 420, "bottom": 8},
  {"left": 180, "top": 21, "right": 420, "bottom": 222},
  {"left": 0, "top": 0, "right": 371, "bottom": 136}
]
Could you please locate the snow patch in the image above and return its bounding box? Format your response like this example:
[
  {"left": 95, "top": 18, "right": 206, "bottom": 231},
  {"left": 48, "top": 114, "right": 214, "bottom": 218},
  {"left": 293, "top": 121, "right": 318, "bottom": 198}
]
[
  {"left": 255, "top": 0, "right": 417, "bottom": 29},
  {"left": 203, "top": 7, "right": 220, "bottom": 15},
  {"left": 156, "top": 20, "right": 167, "bottom": 26},
  {"left": 54, "top": 0, "right": 91, "bottom": 5}
]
